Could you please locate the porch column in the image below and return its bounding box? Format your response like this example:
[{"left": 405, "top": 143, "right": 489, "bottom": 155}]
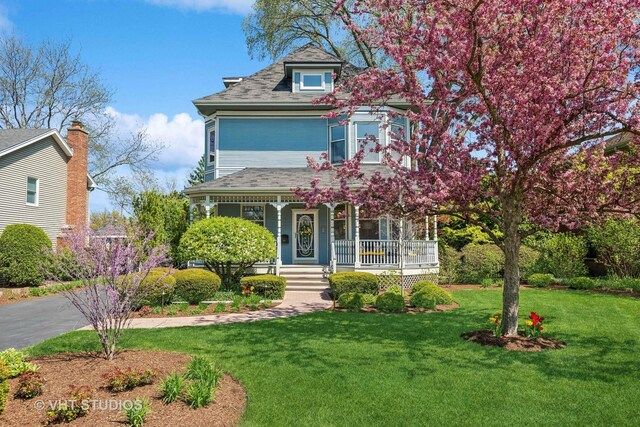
[
  {"left": 433, "top": 215, "right": 438, "bottom": 241},
  {"left": 325, "top": 203, "right": 337, "bottom": 273},
  {"left": 354, "top": 205, "right": 361, "bottom": 268},
  {"left": 189, "top": 199, "right": 194, "bottom": 224},
  {"left": 425, "top": 216, "right": 429, "bottom": 240},
  {"left": 205, "top": 195, "right": 211, "bottom": 219},
  {"left": 269, "top": 196, "right": 286, "bottom": 276}
]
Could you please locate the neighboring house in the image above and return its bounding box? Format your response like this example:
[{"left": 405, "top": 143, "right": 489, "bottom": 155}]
[
  {"left": 185, "top": 44, "right": 439, "bottom": 286},
  {"left": 0, "top": 121, "right": 95, "bottom": 246}
]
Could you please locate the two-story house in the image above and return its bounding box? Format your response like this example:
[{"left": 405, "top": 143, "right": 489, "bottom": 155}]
[
  {"left": 185, "top": 44, "right": 439, "bottom": 288},
  {"left": 0, "top": 121, "right": 94, "bottom": 247}
]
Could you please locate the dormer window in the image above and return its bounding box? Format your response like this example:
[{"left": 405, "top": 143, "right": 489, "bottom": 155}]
[{"left": 292, "top": 69, "right": 334, "bottom": 93}]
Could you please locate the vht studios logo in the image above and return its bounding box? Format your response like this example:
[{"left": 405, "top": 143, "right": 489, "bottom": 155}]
[{"left": 35, "top": 399, "right": 144, "bottom": 411}]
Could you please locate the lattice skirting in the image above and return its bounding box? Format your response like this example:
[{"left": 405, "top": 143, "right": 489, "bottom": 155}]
[{"left": 377, "top": 272, "right": 439, "bottom": 290}]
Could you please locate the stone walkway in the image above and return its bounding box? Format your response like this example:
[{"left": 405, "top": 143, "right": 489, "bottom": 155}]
[{"left": 80, "top": 290, "right": 333, "bottom": 330}]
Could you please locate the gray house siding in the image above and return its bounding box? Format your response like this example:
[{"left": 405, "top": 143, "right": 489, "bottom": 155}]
[{"left": 0, "top": 136, "right": 68, "bottom": 245}]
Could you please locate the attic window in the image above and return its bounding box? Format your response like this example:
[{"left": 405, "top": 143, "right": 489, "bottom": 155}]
[{"left": 300, "top": 73, "right": 324, "bottom": 90}]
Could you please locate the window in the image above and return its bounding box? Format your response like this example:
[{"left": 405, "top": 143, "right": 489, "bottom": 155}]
[
  {"left": 358, "top": 208, "right": 380, "bottom": 240},
  {"left": 330, "top": 125, "right": 346, "bottom": 163},
  {"left": 241, "top": 205, "right": 265, "bottom": 226},
  {"left": 208, "top": 129, "right": 216, "bottom": 165},
  {"left": 26, "top": 177, "right": 39, "bottom": 206},
  {"left": 334, "top": 204, "right": 348, "bottom": 240},
  {"left": 355, "top": 122, "right": 381, "bottom": 163},
  {"left": 390, "top": 123, "right": 405, "bottom": 147},
  {"left": 300, "top": 72, "right": 325, "bottom": 91}
]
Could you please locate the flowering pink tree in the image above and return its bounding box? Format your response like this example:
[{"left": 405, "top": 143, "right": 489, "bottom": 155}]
[
  {"left": 299, "top": 0, "right": 640, "bottom": 335},
  {"left": 49, "top": 226, "right": 167, "bottom": 359}
]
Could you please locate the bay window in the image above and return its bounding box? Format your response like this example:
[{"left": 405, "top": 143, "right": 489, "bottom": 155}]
[
  {"left": 355, "top": 121, "right": 381, "bottom": 163},
  {"left": 330, "top": 125, "right": 346, "bottom": 163}
]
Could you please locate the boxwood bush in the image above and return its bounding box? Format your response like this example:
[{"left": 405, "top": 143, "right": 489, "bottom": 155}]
[
  {"left": 410, "top": 291, "right": 436, "bottom": 309},
  {"left": 240, "top": 274, "right": 286, "bottom": 299},
  {"left": 0, "top": 361, "right": 9, "bottom": 415},
  {"left": 0, "top": 224, "right": 52, "bottom": 286},
  {"left": 411, "top": 281, "right": 453, "bottom": 305},
  {"left": 174, "top": 269, "right": 221, "bottom": 304},
  {"left": 567, "top": 276, "right": 596, "bottom": 290},
  {"left": 337, "top": 292, "right": 365, "bottom": 310},
  {"left": 328, "top": 272, "right": 378, "bottom": 296},
  {"left": 527, "top": 273, "right": 555, "bottom": 288},
  {"left": 138, "top": 270, "right": 176, "bottom": 307},
  {"left": 375, "top": 292, "right": 405, "bottom": 312}
]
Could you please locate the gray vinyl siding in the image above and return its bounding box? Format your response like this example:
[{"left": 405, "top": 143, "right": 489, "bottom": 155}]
[{"left": 0, "top": 136, "right": 68, "bottom": 245}]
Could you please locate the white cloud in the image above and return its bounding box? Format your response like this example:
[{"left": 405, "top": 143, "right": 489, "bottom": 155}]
[
  {"left": 105, "top": 106, "right": 204, "bottom": 171},
  {"left": 145, "top": 0, "right": 254, "bottom": 14}
]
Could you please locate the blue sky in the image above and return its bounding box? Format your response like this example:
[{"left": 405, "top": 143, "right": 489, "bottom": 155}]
[{"left": 0, "top": 0, "right": 269, "bottom": 211}]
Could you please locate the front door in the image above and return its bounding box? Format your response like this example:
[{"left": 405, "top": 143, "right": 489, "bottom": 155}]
[{"left": 292, "top": 209, "right": 319, "bottom": 263}]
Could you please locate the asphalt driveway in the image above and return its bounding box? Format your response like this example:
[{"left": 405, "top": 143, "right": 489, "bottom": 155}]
[{"left": 0, "top": 293, "right": 88, "bottom": 350}]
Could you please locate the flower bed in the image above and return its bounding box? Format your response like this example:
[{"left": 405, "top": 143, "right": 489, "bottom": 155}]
[
  {"left": 131, "top": 298, "right": 281, "bottom": 319},
  {"left": 0, "top": 351, "right": 246, "bottom": 426}
]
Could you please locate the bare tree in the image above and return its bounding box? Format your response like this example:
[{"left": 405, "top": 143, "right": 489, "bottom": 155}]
[
  {"left": 243, "top": 0, "right": 385, "bottom": 67},
  {"left": 0, "top": 35, "right": 164, "bottom": 198}
]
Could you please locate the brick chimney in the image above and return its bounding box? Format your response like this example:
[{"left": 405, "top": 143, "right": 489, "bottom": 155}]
[{"left": 65, "top": 120, "right": 89, "bottom": 229}]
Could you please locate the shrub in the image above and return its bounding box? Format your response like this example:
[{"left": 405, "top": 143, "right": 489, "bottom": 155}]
[
  {"left": 174, "top": 269, "right": 221, "bottom": 304},
  {"left": 361, "top": 293, "right": 376, "bottom": 305},
  {"left": 375, "top": 292, "right": 405, "bottom": 312},
  {"left": 410, "top": 291, "right": 436, "bottom": 309},
  {"left": 328, "top": 272, "right": 378, "bottom": 296},
  {"left": 527, "top": 273, "right": 555, "bottom": 288},
  {"left": 337, "top": 292, "right": 365, "bottom": 310},
  {"left": 45, "top": 385, "right": 93, "bottom": 425},
  {"left": 588, "top": 218, "right": 640, "bottom": 278},
  {"left": 439, "top": 244, "right": 462, "bottom": 284},
  {"left": 178, "top": 217, "right": 276, "bottom": 285},
  {"left": 385, "top": 285, "right": 403, "bottom": 294},
  {"left": 0, "top": 348, "right": 39, "bottom": 378},
  {"left": 160, "top": 372, "right": 185, "bottom": 404},
  {"left": 124, "top": 398, "right": 150, "bottom": 427},
  {"left": 0, "top": 361, "right": 9, "bottom": 415},
  {"left": 458, "top": 244, "right": 504, "bottom": 283},
  {"left": 525, "top": 232, "right": 588, "bottom": 278},
  {"left": 0, "top": 224, "right": 52, "bottom": 286},
  {"left": 411, "top": 281, "right": 454, "bottom": 305},
  {"left": 599, "top": 277, "right": 640, "bottom": 292},
  {"left": 14, "top": 371, "right": 45, "bottom": 399},
  {"left": 519, "top": 246, "right": 542, "bottom": 279},
  {"left": 137, "top": 270, "right": 176, "bottom": 307},
  {"left": 240, "top": 275, "right": 286, "bottom": 299},
  {"left": 567, "top": 276, "right": 596, "bottom": 290},
  {"left": 102, "top": 367, "right": 156, "bottom": 392}
]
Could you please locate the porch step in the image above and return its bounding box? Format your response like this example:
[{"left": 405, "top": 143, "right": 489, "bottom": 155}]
[
  {"left": 287, "top": 284, "right": 331, "bottom": 292},
  {"left": 280, "top": 265, "right": 330, "bottom": 291}
]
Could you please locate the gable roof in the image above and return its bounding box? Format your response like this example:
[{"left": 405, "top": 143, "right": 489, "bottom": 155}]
[
  {"left": 184, "top": 165, "right": 393, "bottom": 195},
  {"left": 0, "top": 128, "right": 73, "bottom": 158},
  {"left": 193, "top": 44, "right": 364, "bottom": 115}
]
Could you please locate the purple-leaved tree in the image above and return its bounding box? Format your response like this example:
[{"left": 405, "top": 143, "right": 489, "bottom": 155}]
[
  {"left": 48, "top": 225, "right": 167, "bottom": 360},
  {"left": 298, "top": 0, "right": 640, "bottom": 335}
]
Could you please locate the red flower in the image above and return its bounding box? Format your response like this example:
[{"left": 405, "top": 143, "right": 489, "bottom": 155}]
[{"left": 539, "top": 327, "right": 544, "bottom": 331}]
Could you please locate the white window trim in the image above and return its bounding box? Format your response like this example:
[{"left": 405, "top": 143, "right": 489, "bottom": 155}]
[
  {"left": 26, "top": 177, "right": 39, "bottom": 207},
  {"left": 207, "top": 128, "right": 216, "bottom": 167},
  {"left": 354, "top": 121, "right": 383, "bottom": 164},
  {"left": 240, "top": 203, "right": 266, "bottom": 227},
  {"left": 329, "top": 124, "right": 347, "bottom": 164},
  {"left": 296, "top": 69, "right": 333, "bottom": 92}
]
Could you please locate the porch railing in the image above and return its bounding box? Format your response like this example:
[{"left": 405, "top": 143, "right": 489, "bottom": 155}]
[{"left": 334, "top": 239, "right": 438, "bottom": 267}]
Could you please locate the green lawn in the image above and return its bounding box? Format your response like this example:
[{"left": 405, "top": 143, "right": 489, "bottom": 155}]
[{"left": 30, "top": 290, "right": 640, "bottom": 426}]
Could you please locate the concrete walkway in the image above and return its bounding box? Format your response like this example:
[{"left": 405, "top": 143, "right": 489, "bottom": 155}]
[
  {"left": 0, "top": 293, "right": 89, "bottom": 350},
  {"left": 80, "top": 290, "right": 333, "bottom": 330}
]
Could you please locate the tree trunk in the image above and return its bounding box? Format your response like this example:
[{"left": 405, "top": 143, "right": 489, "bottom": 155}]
[{"left": 501, "top": 199, "right": 522, "bottom": 336}]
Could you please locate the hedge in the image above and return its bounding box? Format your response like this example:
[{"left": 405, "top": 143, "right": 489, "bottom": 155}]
[
  {"left": 0, "top": 224, "right": 51, "bottom": 287},
  {"left": 0, "top": 361, "right": 8, "bottom": 415},
  {"left": 567, "top": 276, "right": 596, "bottom": 290},
  {"left": 240, "top": 275, "right": 286, "bottom": 299},
  {"left": 137, "top": 270, "right": 176, "bottom": 307},
  {"left": 337, "top": 292, "right": 365, "bottom": 310},
  {"left": 375, "top": 292, "right": 405, "bottom": 312},
  {"left": 328, "top": 272, "right": 378, "bottom": 296},
  {"left": 174, "top": 269, "right": 221, "bottom": 304},
  {"left": 411, "top": 281, "right": 453, "bottom": 305},
  {"left": 527, "top": 273, "right": 555, "bottom": 288}
]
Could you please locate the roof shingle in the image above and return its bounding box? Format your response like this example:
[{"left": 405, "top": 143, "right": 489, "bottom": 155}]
[{"left": 0, "top": 129, "right": 54, "bottom": 153}]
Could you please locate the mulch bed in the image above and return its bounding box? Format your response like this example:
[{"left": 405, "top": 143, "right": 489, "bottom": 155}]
[
  {"left": 334, "top": 302, "right": 460, "bottom": 314},
  {"left": 0, "top": 350, "right": 246, "bottom": 426},
  {"left": 131, "top": 302, "right": 280, "bottom": 318},
  {"left": 461, "top": 329, "right": 566, "bottom": 352}
]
